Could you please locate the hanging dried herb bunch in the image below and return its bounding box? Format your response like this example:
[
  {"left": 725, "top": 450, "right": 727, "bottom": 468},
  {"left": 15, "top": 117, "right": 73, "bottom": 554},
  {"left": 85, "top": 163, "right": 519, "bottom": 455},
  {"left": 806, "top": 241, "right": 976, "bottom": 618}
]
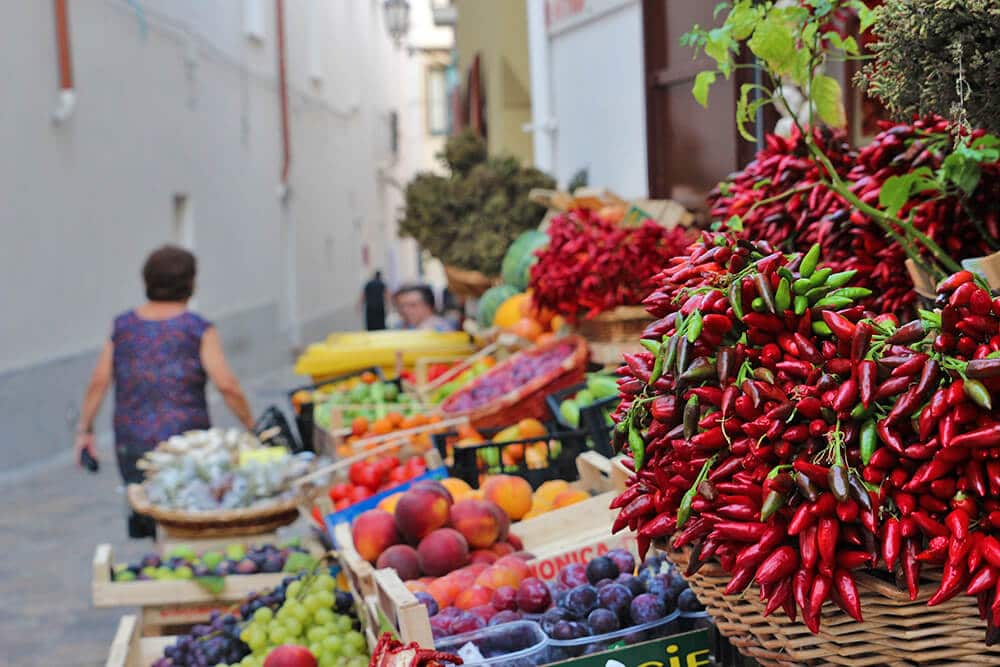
[
  {"left": 399, "top": 131, "right": 555, "bottom": 276},
  {"left": 858, "top": 0, "right": 1000, "bottom": 134}
]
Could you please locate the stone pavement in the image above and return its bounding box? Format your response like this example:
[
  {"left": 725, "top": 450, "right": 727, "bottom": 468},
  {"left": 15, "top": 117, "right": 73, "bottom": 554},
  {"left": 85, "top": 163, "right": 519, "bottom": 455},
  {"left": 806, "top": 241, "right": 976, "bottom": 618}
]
[{"left": 0, "top": 368, "right": 306, "bottom": 666}]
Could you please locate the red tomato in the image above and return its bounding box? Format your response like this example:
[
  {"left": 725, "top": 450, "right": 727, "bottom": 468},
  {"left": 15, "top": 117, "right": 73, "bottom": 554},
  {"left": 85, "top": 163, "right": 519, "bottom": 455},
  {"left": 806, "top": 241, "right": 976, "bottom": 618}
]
[
  {"left": 388, "top": 467, "right": 408, "bottom": 484},
  {"left": 335, "top": 498, "right": 351, "bottom": 511},
  {"left": 350, "top": 462, "right": 382, "bottom": 490},
  {"left": 328, "top": 482, "right": 353, "bottom": 502},
  {"left": 349, "top": 485, "right": 373, "bottom": 502},
  {"left": 406, "top": 456, "right": 426, "bottom": 471}
]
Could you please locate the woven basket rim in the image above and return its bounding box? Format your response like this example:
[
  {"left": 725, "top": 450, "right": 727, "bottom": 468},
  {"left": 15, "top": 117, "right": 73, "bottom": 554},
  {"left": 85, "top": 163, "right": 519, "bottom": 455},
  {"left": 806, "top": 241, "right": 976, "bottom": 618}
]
[
  {"left": 127, "top": 483, "right": 302, "bottom": 524},
  {"left": 438, "top": 335, "right": 589, "bottom": 422},
  {"left": 583, "top": 304, "right": 651, "bottom": 322}
]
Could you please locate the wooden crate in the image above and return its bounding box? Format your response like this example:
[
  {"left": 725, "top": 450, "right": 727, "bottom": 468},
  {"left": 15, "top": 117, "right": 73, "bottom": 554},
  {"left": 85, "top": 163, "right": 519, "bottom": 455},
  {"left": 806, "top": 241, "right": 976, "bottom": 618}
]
[
  {"left": 92, "top": 541, "right": 324, "bottom": 634},
  {"left": 105, "top": 615, "right": 174, "bottom": 667}
]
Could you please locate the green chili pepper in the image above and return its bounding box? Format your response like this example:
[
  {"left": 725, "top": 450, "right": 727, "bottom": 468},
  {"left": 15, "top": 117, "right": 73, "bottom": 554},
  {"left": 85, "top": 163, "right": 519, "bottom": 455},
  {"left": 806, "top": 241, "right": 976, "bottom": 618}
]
[
  {"left": 800, "top": 243, "right": 821, "bottom": 278},
  {"left": 639, "top": 339, "right": 661, "bottom": 355},
  {"left": 760, "top": 490, "right": 785, "bottom": 521},
  {"left": 860, "top": 419, "right": 877, "bottom": 465},
  {"left": 628, "top": 421, "right": 646, "bottom": 471},
  {"left": 676, "top": 455, "right": 716, "bottom": 529},
  {"left": 775, "top": 277, "right": 791, "bottom": 312},
  {"left": 808, "top": 267, "right": 833, "bottom": 287},
  {"left": 830, "top": 287, "right": 874, "bottom": 299},
  {"left": 850, "top": 402, "right": 873, "bottom": 420},
  {"left": 825, "top": 270, "right": 858, "bottom": 289},
  {"left": 663, "top": 334, "right": 679, "bottom": 374},
  {"left": 752, "top": 367, "right": 775, "bottom": 384},
  {"left": 648, "top": 337, "right": 668, "bottom": 385},
  {"left": 683, "top": 395, "right": 700, "bottom": 440},
  {"left": 777, "top": 267, "right": 796, "bottom": 282},
  {"left": 687, "top": 310, "right": 703, "bottom": 344},
  {"left": 729, "top": 280, "right": 744, "bottom": 319},
  {"left": 793, "top": 278, "right": 813, "bottom": 295},
  {"left": 793, "top": 295, "right": 808, "bottom": 316},
  {"left": 965, "top": 378, "right": 993, "bottom": 410},
  {"left": 813, "top": 296, "right": 853, "bottom": 309},
  {"left": 812, "top": 321, "right": 833, "bottom": 336},
  {"left": 751, "top": 297, "right": 765, "bottom": 312},
  {"left": 805, "top": 285, "right": 832, "bottom": 302}
]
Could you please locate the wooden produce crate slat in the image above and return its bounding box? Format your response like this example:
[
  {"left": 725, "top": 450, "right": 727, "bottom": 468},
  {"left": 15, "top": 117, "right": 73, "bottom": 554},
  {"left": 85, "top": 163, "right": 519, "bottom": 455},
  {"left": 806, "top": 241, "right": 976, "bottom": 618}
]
[{"left": 105, "top": 615, "right": 174, "bottom": 667}]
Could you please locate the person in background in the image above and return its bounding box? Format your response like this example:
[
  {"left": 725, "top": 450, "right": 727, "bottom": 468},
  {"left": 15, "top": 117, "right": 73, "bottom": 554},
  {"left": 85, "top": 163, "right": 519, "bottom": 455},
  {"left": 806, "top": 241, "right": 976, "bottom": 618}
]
[
  {"left": 441, "top": 287, "right": 466, "bottom": 331},
  {"left": 73, "top": 245, "right": 255, "bottom": 536},
  {"left": 394, "top": 284, "right": 456, "bottom": 332},
  {"left": 361, "top": 270, "right": 388, "bottom": 331}
]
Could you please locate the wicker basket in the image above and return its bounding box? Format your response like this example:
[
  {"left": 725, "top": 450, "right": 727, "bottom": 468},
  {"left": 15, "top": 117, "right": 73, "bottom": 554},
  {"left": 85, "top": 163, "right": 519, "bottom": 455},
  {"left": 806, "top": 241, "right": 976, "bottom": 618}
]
[
  {"left": 666, "top": 545, "right": 1000, "bottom": 666},
  {"left": 443, "top": 264, "right": 496, "bottom": 298},
  {"left": 576, "top": 305, "right": 651, "bottom": 344},
  {"left": 126, "top": 484, "right": 300, "bottom": 539},
  {"left": 437, "top": 335, "right": 588, "bottom": 430}
]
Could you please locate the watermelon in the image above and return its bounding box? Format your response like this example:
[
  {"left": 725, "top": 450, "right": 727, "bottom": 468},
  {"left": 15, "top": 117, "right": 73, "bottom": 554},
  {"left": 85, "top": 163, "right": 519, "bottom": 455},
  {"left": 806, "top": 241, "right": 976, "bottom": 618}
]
[
  {"left": 501, "top": 230, "right": 548, "bottom": 290},
  {"left": 478, "top": 285, "right": 520, "bottom": 327}
]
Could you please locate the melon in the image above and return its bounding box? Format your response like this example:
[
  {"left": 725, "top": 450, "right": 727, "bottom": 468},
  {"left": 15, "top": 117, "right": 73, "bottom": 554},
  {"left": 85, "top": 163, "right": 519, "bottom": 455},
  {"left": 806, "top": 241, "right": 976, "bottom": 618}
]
[
  {"left": 478, "top": 285, "right": 520, "bottom": 328},
  {"left": 501, "top": 230, "right": 548, "bottom": 290},
  {"left": 493, "top": 293, "right": 531, "bottom": 329}
]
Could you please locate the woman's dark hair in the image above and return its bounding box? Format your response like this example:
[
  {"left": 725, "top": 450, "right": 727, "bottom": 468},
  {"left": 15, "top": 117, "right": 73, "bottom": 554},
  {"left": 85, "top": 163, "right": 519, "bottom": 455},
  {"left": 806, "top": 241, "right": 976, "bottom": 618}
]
[
  {"left": 394, "top": 284, "right": 436, "bottom": 309},
  {"left": 143, "top": 245, "right": 197, "bottom": 301}
]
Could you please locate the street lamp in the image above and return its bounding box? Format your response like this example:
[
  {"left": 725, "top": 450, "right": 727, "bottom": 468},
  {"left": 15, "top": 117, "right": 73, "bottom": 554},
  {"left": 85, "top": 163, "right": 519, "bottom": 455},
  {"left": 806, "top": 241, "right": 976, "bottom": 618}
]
[{"left": 383, "top": 0, "right": 411, "bottom": 47}]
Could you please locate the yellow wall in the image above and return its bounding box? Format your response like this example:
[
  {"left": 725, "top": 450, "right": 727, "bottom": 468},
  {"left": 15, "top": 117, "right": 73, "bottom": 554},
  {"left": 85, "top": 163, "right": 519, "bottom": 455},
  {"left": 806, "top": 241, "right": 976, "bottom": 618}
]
[{"left": 454, "top": 0, "right": 535, "bottom": 164}]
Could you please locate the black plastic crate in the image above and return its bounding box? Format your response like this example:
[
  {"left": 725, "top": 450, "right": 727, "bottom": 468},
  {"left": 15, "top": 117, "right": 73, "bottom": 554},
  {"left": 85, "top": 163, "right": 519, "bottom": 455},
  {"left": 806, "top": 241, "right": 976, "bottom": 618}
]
[
  {"left": 286, "top": 366, "right": 385, "bottom": 452},
  {"left": 545, "top": 382, "right": 619, "bottom": 457},
  {"left": 431, "top": 425, "right": 587, "bottom": 490}
]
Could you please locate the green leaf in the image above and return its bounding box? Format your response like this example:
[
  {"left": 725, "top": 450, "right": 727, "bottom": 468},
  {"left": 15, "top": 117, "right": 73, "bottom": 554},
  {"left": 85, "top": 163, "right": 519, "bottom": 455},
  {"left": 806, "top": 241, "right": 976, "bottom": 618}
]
[
  {"left": 727, "top": 1, "right": 761, "bottom": 40},
  {"left": 195, "top": 576, "right": 226, "bottom": 595},
  {"left": 693, "top": 71, "right": 716, "bottom": 108},
  {"left": 941, "top": 152, "right": 982, "bottom": 195},
  {"left": 713, "top": 2, "right": 730, "bottom": 19},
  {"left": 841, "top": 36, "right": 859, "bottom": 55},
  {"left": 879, "top": 174, "right": 915, "bottom": 217},
  {"left": 726, "top": 215, "right": 744, "bottom": 232},
  {"left": 812, "top": 74, "right": 846, "bottom": 128},
  {"left": 735, "top": 83, "right": 771, "bottom": 142},
  {"left": 705, "top": 27, "right": 734, "bottom": 72},
  {"left": 748, "top": 15, "right": 797, "bottom": 76},
  {"left": 972, "top": 135, "right": 1000, "bottom": 150},
  {"left": 858, "top": 7, "right": 876, "bottom": 33},
  {"left": 752, "top": 178, "right": 772, "bottom": 190}
]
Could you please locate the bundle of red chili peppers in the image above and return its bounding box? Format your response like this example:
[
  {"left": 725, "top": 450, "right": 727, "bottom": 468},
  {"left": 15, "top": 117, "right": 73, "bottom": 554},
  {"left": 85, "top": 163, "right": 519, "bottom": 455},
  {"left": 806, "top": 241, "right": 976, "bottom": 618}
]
[
  {"left": 529, "top": 208, "right": 691, "bottom": 321},
  {"left": 710, "top": 118, "right": 1000, "bottom": 318},
  {"left": 611, "top": 231, "right": 1000, "bottom": 642}
]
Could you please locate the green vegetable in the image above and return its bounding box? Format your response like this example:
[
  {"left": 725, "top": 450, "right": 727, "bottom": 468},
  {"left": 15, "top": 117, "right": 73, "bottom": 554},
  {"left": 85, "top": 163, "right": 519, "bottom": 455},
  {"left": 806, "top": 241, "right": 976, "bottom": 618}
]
[{"left": 586, "top": 374, "right": 619, "bottom": 399}]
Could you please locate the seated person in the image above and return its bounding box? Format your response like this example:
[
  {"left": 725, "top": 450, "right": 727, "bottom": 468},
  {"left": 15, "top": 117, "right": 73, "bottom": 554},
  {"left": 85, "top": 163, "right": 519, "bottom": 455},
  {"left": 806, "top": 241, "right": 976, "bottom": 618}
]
[{"left": 394, "top": 284, "right": 455, "bottom": 332}]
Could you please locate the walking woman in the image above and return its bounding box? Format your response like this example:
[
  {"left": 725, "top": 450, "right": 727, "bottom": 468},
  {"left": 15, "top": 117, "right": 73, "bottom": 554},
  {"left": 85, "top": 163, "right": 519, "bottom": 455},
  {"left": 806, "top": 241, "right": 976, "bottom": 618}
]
[{"left": 73, "top": 245, "right": 255, "bottom": 536}]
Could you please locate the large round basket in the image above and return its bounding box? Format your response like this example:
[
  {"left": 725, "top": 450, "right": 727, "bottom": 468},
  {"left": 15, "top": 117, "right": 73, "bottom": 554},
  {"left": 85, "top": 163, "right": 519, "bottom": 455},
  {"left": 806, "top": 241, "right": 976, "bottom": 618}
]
[
  {"left": 576, "top": 305, "right": 651, "bottom": 344},
  {"left": 443, "top": 264, "right": 496, "bottom": 298},
  {"left": 127, "top": 484, "right": 300, "bottom": 539},
  {"left": 666, "top": 545, "right": 1000, "bottom": 666},
  {"left": 438, "top": 335, "right": 588, "bottom": 430}
]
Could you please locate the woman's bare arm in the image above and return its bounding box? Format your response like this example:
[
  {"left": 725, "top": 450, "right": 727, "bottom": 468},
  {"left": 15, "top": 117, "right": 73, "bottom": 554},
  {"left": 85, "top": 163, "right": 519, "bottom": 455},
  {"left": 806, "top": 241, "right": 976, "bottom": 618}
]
[
  {"left": 200, "top": 327, "right": 255, "bottom": 430},
  {"left": 74, "top": 341, "right": 113, "bottom": 463}
]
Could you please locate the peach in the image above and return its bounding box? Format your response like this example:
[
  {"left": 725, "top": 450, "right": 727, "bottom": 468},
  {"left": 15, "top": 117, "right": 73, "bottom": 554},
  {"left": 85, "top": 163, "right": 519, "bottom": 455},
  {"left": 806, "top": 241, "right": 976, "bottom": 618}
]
[
  {"left": 454, "top": 585, "right": 493, "bottom": 610},
  {"left": 376, "top": 544, "right": 422, "bottom": 581},
  {"left": 405, "top": 580, "right": 428, "bottom": 593},
  {"left": 506, "top": 534, "right": 524, "bottom": 551},
  {"left": 475, "top": 564, "right": 524, "bottom": 590},
  {"left": 482, "top": 475, "right": 533, "bottom": 520},
  {"left": 553, "top": 489, "right": 590, "bottom": 508},
  {"left": 427, "top": 578, "right": 460, "bottom": 608},
  {"left": 441, "top": 477, "right": 473, "bottom": 500},
  {"left": 412, "top": 479, "right": 454, "bottom": 503},
  {"left": 496, "top": 555, "right": 531, "bottom": 580},
  {"left": 450, "top": 499, "right": 502, "bottom": 549},
  {"left": 532, "top": 480, "right": 570, "bottom": 509},
  {"left": 352, "top": 509, "right": 401, "bottom": 562},
  {"left": 377, "top": 491, "right": 404, "bottom": 514},
  {"left": 486, "top": 501, "right": 511, "bottom": 541},
  {"left": 395, "top": 484, "right": 453, "bottom": 543},
  {"left": 417, "top": 528, "right": 470, "bottom": 576},
  {"left": 490, "top": 542, "right": 516, "bottom": 557},
  {"left": 470, "top": 549, "right": 498, "bottom": 565}
]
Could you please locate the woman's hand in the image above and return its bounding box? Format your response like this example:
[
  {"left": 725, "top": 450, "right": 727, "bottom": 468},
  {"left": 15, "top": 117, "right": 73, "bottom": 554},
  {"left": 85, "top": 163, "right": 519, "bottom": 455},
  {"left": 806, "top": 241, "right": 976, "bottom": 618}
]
[{"left": 73, "top": 430, "right": 97, "bottom": 466}]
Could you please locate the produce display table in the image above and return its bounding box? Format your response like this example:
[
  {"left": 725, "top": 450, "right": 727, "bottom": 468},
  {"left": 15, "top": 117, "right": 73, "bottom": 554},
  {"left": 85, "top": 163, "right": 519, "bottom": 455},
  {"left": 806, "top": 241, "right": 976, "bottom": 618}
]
[{"left": 105, "top": 615, "right": 173, "bottom": 667}]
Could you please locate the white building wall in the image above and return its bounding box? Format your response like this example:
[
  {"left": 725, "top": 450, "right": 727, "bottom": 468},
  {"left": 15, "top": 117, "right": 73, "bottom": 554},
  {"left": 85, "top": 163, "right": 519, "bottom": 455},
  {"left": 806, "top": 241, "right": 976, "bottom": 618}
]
[
  {"left": 526, "top": 0, "right": 647, "bottom": 198},
  {"left": 0, "top": 0, "right": 451, "bottom": 469}
]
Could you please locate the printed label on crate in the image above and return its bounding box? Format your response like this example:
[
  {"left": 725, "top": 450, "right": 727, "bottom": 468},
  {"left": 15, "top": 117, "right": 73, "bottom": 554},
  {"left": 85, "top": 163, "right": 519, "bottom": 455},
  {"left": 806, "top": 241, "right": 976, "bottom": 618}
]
[
  {"left": 529, "top": 534, "right": 636, "bottom": 581},
  {"left": 548, "top": 629, "right": 711, "bottom": 667}
]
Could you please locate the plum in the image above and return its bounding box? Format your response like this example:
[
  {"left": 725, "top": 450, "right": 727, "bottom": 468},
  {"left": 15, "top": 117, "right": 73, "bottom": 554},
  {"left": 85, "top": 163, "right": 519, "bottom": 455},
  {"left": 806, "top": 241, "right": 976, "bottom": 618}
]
[
  {"left": 414, "top": 591, "right": 440, "bottom": 617},
  {"left": 450, "top": 611, "right": 486, "bottom": 635},
  {"left": 605, "top": 549, "right": 636, "bottom": 576},
  {"left": 557, "top": 563, "right": 589, "bottom": 589},
  {"left": 492, "top": 585, "right": 518, "bottom": 611},
  {"left": 540, "top": 607, "right": 573, "bottom": 635},
  {"left": 550, "top": 620, "right": 590, "bottom": 641},
  {"left": 516, "top": 577, "right": 552, "bottom": 613},
  {"left": 597, "top": 583, "right": 633, "bottom": 620},
  {"left": 585, "top": 556, "right": 619, "bottom": 584},
  {"left": 429, "top": 614, "right": 453, "bottom": 639},
  {"left": 677, "top": 588, "right": 705, "bottom": 612},
  {"left": 594, "top": 578, "right": 615, "bottom": 590},
  {"left": 488, "top": 621, "right": 540, "bottom": 653},
  {"left": 616, "top": 573, "right": 646, "bottom": 597},
  {"left": 564, "top": 585, "right": 599, "bottom": 618},
  {"left": 630, "top": 593, "right": 666, "bottom": 625},
  {"left": 587, "top": 608, "right": 620, "bottom": 635}
]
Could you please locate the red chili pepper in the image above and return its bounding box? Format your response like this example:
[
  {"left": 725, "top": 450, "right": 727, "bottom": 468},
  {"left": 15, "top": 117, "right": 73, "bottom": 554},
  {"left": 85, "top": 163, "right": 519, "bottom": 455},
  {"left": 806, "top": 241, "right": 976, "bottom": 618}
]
[
  {"left": 833, "top": 568, "right": 863, "bottom": 621},
  {"left": 837, "top": 550, "right": 874, "bottom": 570},
  {"left": 946, "top": 508, "right": 970, "bottom": 541},
  {"left": 788, "top": 503, "right": 817, "bottom": 536},
  {"left": 793, "top": 568, "right": 812, "bottom": 617},
  {"left": 874, "top": 374, "right": 914, "bottom": 400},
  {"left": 927, "top": 561, "right": 966, "bottom": 606},
  {"left": 712, "top": 520, "right": 769, "bottom": 542},
  {"left": 951, "top": 424, "right": 1000, "bottom": 449},
  {"left": 967, "top": 566, "right": 998, "bottom": 595},
  {"left": 891, "top": 353, "right": 928, "bottom": 378},
  {"left": 821, "top": 310, "right": 856, "bottom": 341},
  {"left": 857, "top": 360, "right": 877, "bottom": 408},
  {"left": 638, "top": 514, "right": 678, "bottom": 539},
  {"left": 882, "top": 518, "right": 901, "bottom": 570},
  {"left": 806, "top": 574, "right": 832, "bottom": 632},
  {"left": 851, "top": 322, "right": 873, "bottom": 362},
  {"left": 793, "top": 460, "right": 831, "bottom": 487},
  {"left": 755, "top": 546, "right": 799, "bottom": 586},
  {"left": 832, "top": 377, "right": 858, "bottom": 413},
  {"left": 877, "top": 420, "right": 905, "bottom": 454},
  {"left": 609, "top": 486, "right": 643, "bottom": 510},
  {"left": 817, "top": 517, "right": 838, "bottom": 577},
  {"left": 903, "top": 538, "right": 921, "bottom": 601},
  {"left": 800, "top": 524, "right": 818, "bottom": 572},
  {"left": 911, "top": 510, "right": 948, "bottom": 538},
  {"left": 981, "top": 536, "right": 1000, "bottom": 569},
  {"left": 724, "top": 564, "right": 756, "bottom": 595}
]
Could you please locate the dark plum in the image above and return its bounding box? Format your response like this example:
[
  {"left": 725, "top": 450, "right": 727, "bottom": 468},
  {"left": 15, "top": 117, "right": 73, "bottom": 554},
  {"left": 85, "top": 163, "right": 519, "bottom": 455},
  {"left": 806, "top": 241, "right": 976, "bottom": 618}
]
[
  {"left": 488, "top": 621, "right": 540, "bottom": 653},
  {"left": 540, "top": 607, "right": 573, "bottom": 635},
  {"left": 557, "top": 563, "right": 589, "bottom": 589},
  {"left": 605, "top": 549, "right": 636, "bottom": 576},
  {"left": 616, "top": 573, "right": 646, "bottom": 597},
  {"left": 450, "top": 611, "right": 486, "bottom": 635},
  {"left": 489, "top": 610, "right": 523, "bottom": 626},
  {"left": 414, "top": 591, "right": 440, "bottom": 617},
  {"left": 598, "top": 583, "right": 634, "bottom": 620},
  {"left": 429, "top": 614, "right": 453, "bottom": 639},
  {"left": 677, "top": 588, "right": 704, "bottom": 612},
  {"left": 587, "top": 608, "right": 620, "bottom": 634},
  {"left": 550, "top": 620, "right": 590, "bottom": 641},
  {"left": 437, "top": 606, "right": 463, "bottom": 619},
  {"left": 630, "top": 593, "right": 666, "bottom": 624},
  {"left": 492, "top": 585, "right": 518, "bottom": 611},
  {"left": 585, "top": 556, "right": 620, "bottom": 584},
  {"left": 564, "top": 585, "right": 599, "bottom": 618},
  {"left": 594, "top": 578, "right": 615, "bottom": 590},
  {"left": 260, "top": 555, "right": 283, "bottom": 573},
  {"left": 516, "top": 577, "right": 553, "bottom": 613}
]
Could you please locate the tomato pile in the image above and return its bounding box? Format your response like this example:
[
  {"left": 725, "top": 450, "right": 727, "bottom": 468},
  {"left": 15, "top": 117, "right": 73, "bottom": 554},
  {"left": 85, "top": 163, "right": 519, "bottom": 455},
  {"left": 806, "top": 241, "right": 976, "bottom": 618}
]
[
  {"left": 325, "top": 456, "right": 428, "bottom": 511},
  {"left": 710, "top": 119, "right": 1000, "bottom": 318},
  {"left": 612, "top": 231, "right": 1000, "bottom": 641},
  {"left": 529, "top": 209, "right": 691, "bottom": 321}
]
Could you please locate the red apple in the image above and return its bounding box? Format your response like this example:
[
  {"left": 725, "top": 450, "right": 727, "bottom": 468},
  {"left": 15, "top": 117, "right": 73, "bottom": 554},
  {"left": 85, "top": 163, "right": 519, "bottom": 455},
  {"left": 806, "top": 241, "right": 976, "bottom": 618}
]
[{"left": 264, "top": 645, "right": 317, "bottom": 667}]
